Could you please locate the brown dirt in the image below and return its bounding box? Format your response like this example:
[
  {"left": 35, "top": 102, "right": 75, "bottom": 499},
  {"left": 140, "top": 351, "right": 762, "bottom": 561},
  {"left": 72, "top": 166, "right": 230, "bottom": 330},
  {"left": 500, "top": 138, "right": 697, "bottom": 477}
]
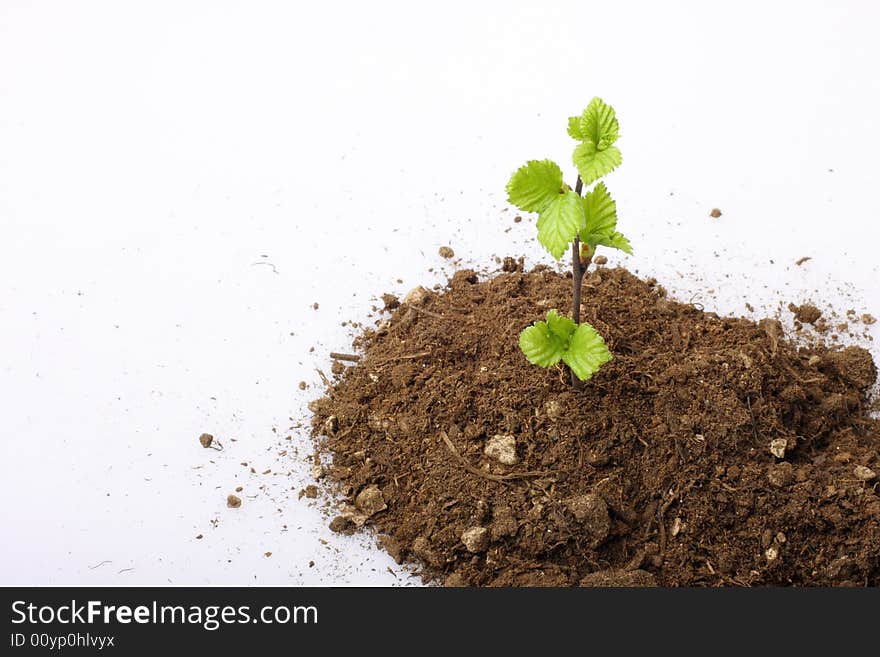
[
  {"left": 311, "top": 266, "right": 880, "bottom": 587},
  {"left": 789, "top": 303, "right": 822, "bottom": 325}
]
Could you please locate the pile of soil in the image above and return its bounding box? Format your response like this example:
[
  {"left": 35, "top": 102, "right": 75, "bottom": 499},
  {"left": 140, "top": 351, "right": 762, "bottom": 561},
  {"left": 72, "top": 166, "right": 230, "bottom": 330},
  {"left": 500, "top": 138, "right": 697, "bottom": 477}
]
[{"left": 311, "top": 265, "right": 880, "bottom": 586}]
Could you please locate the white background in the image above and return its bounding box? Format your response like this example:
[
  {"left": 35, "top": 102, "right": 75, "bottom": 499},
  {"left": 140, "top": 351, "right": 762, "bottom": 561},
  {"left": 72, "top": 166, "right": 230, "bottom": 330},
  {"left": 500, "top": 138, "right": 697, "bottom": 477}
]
[{"left": 1, "top": 0, "right": 877, "bottom": 585}]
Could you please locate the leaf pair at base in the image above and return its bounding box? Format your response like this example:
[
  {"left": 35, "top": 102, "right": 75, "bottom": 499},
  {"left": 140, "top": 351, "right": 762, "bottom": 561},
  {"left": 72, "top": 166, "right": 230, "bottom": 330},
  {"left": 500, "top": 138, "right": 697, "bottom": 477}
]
[{"left": 519, "top": 310, "right": 612, "bottom": 382}]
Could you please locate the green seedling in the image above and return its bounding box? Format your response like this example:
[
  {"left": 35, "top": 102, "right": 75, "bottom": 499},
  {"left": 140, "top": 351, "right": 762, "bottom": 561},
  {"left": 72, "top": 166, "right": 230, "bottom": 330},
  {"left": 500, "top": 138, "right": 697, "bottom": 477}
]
[{"left": 507, "top": 98, "right": 632, "bottom": 386}]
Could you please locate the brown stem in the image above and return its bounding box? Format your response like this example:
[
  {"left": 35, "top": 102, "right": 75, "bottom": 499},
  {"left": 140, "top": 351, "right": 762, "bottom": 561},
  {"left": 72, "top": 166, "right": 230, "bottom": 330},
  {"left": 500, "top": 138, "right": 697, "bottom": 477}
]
[{"left": 570, "top": 175, "right": 586, "bottom": 388}]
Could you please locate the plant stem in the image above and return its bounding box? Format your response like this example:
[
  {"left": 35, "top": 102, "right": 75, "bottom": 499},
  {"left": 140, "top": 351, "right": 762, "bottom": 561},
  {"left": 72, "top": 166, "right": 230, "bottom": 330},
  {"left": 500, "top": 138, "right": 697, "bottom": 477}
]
[{"left": 570, "top": 175, "right": 586, "bottom": 388}]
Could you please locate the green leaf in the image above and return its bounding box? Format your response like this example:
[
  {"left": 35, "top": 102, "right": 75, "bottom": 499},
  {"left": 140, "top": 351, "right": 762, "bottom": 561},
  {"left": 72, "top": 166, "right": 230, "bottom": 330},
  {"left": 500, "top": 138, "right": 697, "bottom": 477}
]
[
  {"left": 519, "top": 318, "right": 566, "bottom": 368},
  {"left": 578, "top": 183, "right": 632, "bottom": 255},
  {"left": 567, "top": 115, "right": 586, "bottom": 140},
  {"left": 535, "top": 191, "right": 584, "bottom": 259},
  {"left": 520, "top": 312, "right": 613, "bottom": 381},
  {"left": 570, "top": 98, "right": 621, "bottom": 185},
  {"left": 595, "top": 231, "right": 633, "bottom": 255},
  {"left": 579, "top": 182, "right": 617, "bottom": 240},
  {"left": 546, "top": 309, "right": 576, "bottom": 342},
  {"left": 506, "top": 159, "right": 564, "bottom": 213},
  {"left": 572, "top": 142, "right": 622, "bottom": 186},
  {"left": 577, "top": 97, "right": 620, "bottom": 149},
  {"left": 561, "top": 322, "right": 613, "bottom": 381}
]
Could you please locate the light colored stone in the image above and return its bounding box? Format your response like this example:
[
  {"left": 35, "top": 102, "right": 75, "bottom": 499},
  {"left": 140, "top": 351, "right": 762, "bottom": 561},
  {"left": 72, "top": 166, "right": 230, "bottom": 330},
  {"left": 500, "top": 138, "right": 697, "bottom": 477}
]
[
  {"left": 461, "top": 526, "right": 489, "bottom": 553},
  {"left": 670, "top": 516, "right": 684, "bottom": 537},
  {"left": 854, "top": 465, "right": 877, "bottom": 481},
  {"left": 403, "top": 286, "right": 430, "bottom": 305},
  {"left": 484, "top": 434, "right": 518, "bottom": 465},
  {"left": 543, "top": 399, "right": 563, "bottom": 419},
  {"left": 765, "top": 546, "right": 779, "bottom": 561},
  {"left": 769, "top": 438, "right": 787, "bottom": 459},
  {"left": 354, "top": 485, "right": 387, "bottom": 517},
  {"left": 310, "top": 463, "right": 326, "bottom": 480}
]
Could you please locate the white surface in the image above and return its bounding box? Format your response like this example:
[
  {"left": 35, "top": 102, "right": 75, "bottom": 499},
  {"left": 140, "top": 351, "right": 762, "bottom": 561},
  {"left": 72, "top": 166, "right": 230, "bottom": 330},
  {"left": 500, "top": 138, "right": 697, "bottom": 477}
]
[{"left": 1, "top": 0, "right": 878, "bottom": 585}]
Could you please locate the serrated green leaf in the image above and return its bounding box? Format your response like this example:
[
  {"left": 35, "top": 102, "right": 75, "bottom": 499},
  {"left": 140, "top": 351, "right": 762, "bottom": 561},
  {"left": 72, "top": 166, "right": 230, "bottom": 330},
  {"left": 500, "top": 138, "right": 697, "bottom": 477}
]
[
  {"left": 572, "top": 142, "right": 622, "bottom": 186},
  {"left": 535, "top": 191, "right": 585, "bottom": 260},
  {"left": 567, "top": 115, "right": 586, "bottom": 140},
  {"left": 546, "top": 309, "right": 576, "bottom": 342},
  {"left": 578, "top": 97, "right": 619, "bottom": 149},
  {"left": 579, "top": 181, "right": 617, "bottom": 240},
  {"left": 506, "top": 159, "right": 564, "bottom": 213},
  {"left": 578, "top": 182, "right": 633, "bottom": 255},
  {"left": 595, "top": 231, "right": 633, "bottom": 255},
  {"left": 561, "top": 322, "right": 613, "bottom": 381},
  {"left": 519, "top": 320, "right": 566, "bottom": 368}
]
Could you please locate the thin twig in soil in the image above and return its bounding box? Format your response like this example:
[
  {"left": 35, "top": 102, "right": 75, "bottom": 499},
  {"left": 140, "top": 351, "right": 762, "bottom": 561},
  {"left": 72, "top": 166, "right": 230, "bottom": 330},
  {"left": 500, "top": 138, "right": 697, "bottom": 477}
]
[
  {"left": 373, "top": 351, "right": 432, "bottom": 368},
  {"left": 439, "top": 432, "right": 557, "bottom": 484},
  {"left": 658, "top": 480, "right": 696, "bottom": 556},
  {"left": 329, "top": 352, "right": 361, "bottom": 362}
]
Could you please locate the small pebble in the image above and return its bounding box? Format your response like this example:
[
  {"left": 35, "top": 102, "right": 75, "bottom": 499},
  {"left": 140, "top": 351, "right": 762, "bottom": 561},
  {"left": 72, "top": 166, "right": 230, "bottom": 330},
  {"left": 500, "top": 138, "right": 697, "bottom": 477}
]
[
  {"left": 769, "top": 438, "right": 787, "bottom": 459},
  {"left": 461, "top": 526, "right": 489, "bottom": 553},
  {"left": 484, "top": 434, "right": 518, "bottom": 465},
  {"left": 854, "top": 465, "right": 877, "bottom": 481},
  {"left": 355, "top": 485, "right": 387, "bottom": 516}
]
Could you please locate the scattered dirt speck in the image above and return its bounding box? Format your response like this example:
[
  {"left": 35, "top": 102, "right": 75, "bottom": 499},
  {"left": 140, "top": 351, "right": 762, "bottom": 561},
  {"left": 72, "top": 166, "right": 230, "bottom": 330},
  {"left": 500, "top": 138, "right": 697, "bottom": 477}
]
[
  {"left": 226, "top": 495, "right": 242, "bottom": 509},
  {"left": 299, "top": 484, "right": 319, "bottom": 499},
  {"left": 789, "top": 303, "right": 822, "bottom": 324}
]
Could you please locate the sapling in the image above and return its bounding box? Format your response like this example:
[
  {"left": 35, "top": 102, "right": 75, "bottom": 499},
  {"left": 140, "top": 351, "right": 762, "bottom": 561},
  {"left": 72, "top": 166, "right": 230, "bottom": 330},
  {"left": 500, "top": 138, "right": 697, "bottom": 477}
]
[{"left": 507, "top": 97, "right": 632, "bottom": 386}]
